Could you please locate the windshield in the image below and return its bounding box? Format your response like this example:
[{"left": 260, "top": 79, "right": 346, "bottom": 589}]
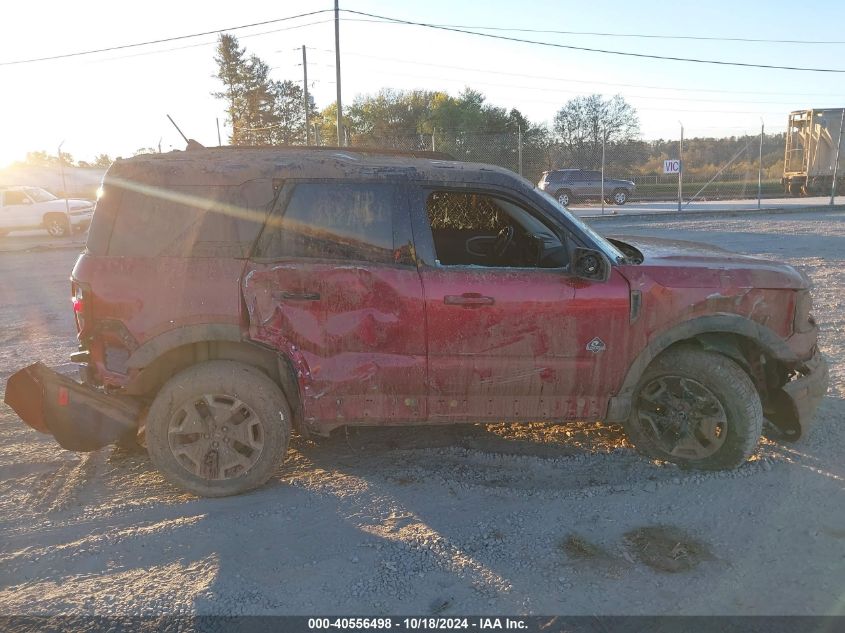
[
  {"left": 536, "top": 188, "right": 625, "bottom": 262},
  {"left": 24, "top": 187, "right": 58, "bottom": 203}
]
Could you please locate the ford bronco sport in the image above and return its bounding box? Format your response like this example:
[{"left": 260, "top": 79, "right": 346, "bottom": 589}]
[{"left": 4, "top": 147, "right": 828, "bottom": 497}]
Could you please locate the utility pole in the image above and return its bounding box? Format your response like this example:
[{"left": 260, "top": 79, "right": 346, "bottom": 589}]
[
  {"left": 334, "top": 0, "right": 344, "bottom": 146},
  {"left": 216, "top": 118, "right": 222, "bottom": 146},
  {"left": 678, "top": 121, "right": 684, "bottom": 212},
  {"left": 302, "top": 45, "right": 311, "bottom": 145},
  {"left": 757, "top": 121, "right": 764, "bottom": 210},
  {"left": 831, "top": 109, "right": 844, "bottom": 206},
  {"left": 57, "top": 141, "right": 70, "bottom": 213}
]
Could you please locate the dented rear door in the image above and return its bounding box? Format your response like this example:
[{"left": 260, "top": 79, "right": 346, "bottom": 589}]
[{"left": 242, "top": 180, "right": 427, "bottom": 430}]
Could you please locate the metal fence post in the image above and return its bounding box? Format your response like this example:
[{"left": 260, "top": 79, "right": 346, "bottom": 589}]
[
  {"left": 432, "top": 127, "right": 436, "bottom": 153},
  {"left": 517, "top": 125, "right": 523, "bottom": 177},
  {"left": 831, "top": 109, "right": 844, "bottom": 206},
  {"left": 678, "top": 122, "right": 684, "bottom": 212},
  {"left": 758, "top": 122, "right": 764, "bottom": 210},
  {"left": 601, "top": 130, "right": 606, "bottom": 216}
]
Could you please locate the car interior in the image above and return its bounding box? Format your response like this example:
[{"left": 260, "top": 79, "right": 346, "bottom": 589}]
[{"left": 425, "top": 190, "right": 568, "bottom": 268}]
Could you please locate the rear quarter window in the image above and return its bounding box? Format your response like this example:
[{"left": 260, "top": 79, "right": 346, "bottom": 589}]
[{"left": 102, "top": 180, "right": 274, "bottom": 258}]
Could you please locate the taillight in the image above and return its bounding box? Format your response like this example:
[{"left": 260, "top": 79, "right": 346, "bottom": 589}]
[{"left": 71, "top": 283, "right": 89, "bottom": 334}]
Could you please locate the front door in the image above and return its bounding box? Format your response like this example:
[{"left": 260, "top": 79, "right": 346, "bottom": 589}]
[
  {"left": 411, "top": 185, "right": 629, "bottom": 421},
  {"left": 243, "top": 180, "right": 427, "bottom": 430}
]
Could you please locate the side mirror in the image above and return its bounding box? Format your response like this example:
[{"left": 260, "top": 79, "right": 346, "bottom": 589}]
[
  {"left": 22, "top": 198, "right": 32, "bottom": 205},
  {"left": 572, "top": 247, "right": 610, "bottom": 282}
]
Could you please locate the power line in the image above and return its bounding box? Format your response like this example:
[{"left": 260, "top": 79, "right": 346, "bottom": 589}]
[
  {"left": 303, "top": 47, "right": 845, "bottom": 101},
  {"left": 340, "top": 9, "right": 845, "bottom": 73},
  {"left": 91, "top": 20, "right": 336, "bottom": 63},
  {"left": 352, "top": 21, "right": 845, "bottom": 46},
  {"left": 0, "top": 10, "right": 333, "bottom": 66}
]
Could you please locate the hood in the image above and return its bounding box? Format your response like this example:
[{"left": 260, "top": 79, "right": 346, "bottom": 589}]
[{"left": 610, "top": 235, "right": 809, "bottom": 290}]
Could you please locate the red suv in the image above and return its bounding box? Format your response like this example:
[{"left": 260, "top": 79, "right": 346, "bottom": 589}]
[{"left": 5, "top": 147, "right": 828, "bottom": 496}]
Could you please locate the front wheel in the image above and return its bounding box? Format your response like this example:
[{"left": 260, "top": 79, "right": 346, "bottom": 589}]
[
  {"left": 623, "top": 347, "right": 762, "bottom": 470},
  {"left": 145, "top": 360, "right": 292, "bottom": 497}
]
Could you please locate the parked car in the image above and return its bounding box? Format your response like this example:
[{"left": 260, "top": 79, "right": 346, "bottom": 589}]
[
  {"left": 4, "top": 147, "right": 827, "bottom": 497},
  {"left": 0, "top": 186, "right": 94, "bottom": 237},
  {"left": 538, "top": 169, "right": 636, "bottom": 206}
]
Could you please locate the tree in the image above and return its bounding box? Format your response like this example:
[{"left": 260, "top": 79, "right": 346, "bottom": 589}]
[
  {"left": 552, "top": 95, "right": 640, "bottom": 169},
  {"left": 267, "top": 80, "right": 316, "bottom": 145},
  {"left": 213, "top": 34, "right": 250, "bottom": 145},
  {"left": 92, "top": 154, "right": 113, "bottom": 168},
  {"left": 213, "top": 34, "right": 318, "bottom": 146}
]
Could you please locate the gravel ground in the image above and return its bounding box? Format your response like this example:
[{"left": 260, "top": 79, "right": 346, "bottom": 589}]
[{"left": 0, "top": 209, "right": 843, "bottom": 616}]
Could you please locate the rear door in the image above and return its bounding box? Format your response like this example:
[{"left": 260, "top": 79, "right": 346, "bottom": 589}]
[{"left": 243, "top": 180, "right": 427, "bottom": 428}]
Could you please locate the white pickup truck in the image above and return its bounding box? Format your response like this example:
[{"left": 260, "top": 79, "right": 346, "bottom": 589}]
[{"left": 0, "top": 186, "right": 94, "bottom": 237}]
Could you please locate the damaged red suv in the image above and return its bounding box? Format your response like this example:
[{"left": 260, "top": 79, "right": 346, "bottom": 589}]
[{"left": 5, "top": 147, "right": 828, "bottom": 496}]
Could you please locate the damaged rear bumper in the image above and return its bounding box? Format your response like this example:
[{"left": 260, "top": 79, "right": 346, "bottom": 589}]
[
  {"left": 4, "top": 362, "right": 140, "bottom": 451},
  {"left": 768, "top": 350, "right": 829, "bottom": 440}
]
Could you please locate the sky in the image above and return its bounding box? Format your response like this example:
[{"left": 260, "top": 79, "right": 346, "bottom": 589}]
[{"left": 1, "top": 0, "right": 844, "bottom": 166}]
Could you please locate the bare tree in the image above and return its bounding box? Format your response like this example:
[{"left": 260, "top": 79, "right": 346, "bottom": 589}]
[{"left": 553, "top": 95, "right": 640, "bottom": 169}]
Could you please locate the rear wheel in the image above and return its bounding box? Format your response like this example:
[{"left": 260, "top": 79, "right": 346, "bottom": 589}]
[
  {"left": 612, "top": 189, "right": 629, "bottom": 205},
  {"left": 623, "top": 347, "right": 762, "bottom": 470},
  {"left": 44, "top": 214, "right": 69, "bottom": 237},
  {"left": 146, "top": 360, "right": 292, "bottom": 497},
  {"left": 555, "top": 189, "right": 573, "bottom": 206}
]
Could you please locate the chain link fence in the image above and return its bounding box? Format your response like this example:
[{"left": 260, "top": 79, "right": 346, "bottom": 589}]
[{"left": 337, "top": 125, "right": 845, "bottom": 209}]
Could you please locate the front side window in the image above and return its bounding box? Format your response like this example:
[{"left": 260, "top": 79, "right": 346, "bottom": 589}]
[
  {"left": 424, "top": 189, "right": 566, "bottom": 269},
  {"left": 258, "top": 182, "right": 396, "bottom": 263},
  {"left": 3, "top": 190, "right": 28, "bottom": 206},
  {"left": 25, "top": 187, "right": 57, "bottom": 203}
]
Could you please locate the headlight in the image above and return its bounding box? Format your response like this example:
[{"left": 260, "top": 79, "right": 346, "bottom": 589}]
[{"left": 793, "top": 289, "right": 816, "bottom": 334}]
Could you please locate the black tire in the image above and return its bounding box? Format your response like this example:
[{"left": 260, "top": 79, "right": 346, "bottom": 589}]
[
  {"left": 44, "top": 214, "right": 69, "bottom": 237},
  {"left": 146, "top": 360, "right": 292, "bottom": 497},
  {"left": 555, "top": 189, "right": 573, "bottom": 206},
  {"left": 622, "top": 347, "right": 762, "bottom": 470},
  {"left": 612, "top": 189, "right": 629, "bottom": 205}
]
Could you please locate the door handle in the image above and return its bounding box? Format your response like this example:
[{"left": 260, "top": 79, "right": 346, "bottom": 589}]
[
  {"left": 443, "top": 293, "right": 494, "bottom": 307},
  {"left": 272, "top": 290, "right": 321, "bottom": 301}
]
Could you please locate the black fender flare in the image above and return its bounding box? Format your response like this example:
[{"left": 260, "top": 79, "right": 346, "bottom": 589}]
[
  {"left": 605, "top": 314, "right": 797, "bottom": 422},
  {"left": 126, "top": 324, "right": 243, "bottom": 370}
]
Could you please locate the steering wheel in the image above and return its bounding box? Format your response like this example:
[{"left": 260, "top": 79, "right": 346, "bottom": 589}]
[{"left": 492, "top": 225, "right": 515, "bottom": 257}]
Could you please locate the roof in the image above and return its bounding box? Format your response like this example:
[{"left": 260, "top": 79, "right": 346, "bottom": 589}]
[{"left": 106, "top": 146, "right": 534, "bottom": 192}]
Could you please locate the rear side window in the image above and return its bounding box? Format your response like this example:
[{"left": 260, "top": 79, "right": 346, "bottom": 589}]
[
  {"left": 256, "top": 182, "right": 397, "bottom": 263},
  {"left": 104, "top": 180, "right": 273, "bottom": 257}
]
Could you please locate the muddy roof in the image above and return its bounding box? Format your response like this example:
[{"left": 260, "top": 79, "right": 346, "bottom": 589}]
[{"left": 106, "top": 146, "right": 533, "bottom": 191}]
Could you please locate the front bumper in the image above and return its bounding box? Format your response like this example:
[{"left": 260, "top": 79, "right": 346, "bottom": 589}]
[
  {"left": 4, "top": 362, "right": 140, "bottom": 451},
  {"left": 769, "top": 350, "right": 829, "bottom": 440}
]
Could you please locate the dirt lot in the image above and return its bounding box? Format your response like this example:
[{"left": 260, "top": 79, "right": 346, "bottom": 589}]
[{"left": 0, "top": 210, "right": 843, "bottom": 616}]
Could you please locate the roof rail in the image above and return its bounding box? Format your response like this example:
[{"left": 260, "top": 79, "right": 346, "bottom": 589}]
[{"left": 207, "top": 145, "right": 456, "bottom": 161}]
